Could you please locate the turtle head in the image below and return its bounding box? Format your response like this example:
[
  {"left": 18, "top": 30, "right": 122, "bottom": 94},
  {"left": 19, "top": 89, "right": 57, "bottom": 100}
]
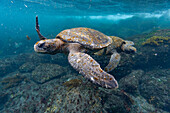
[
  {"left": 121, "top": 41, "right": 136, "bottom": 53},
  {"left": 34, "top": 39, "right": 64, "bottom": 55}
]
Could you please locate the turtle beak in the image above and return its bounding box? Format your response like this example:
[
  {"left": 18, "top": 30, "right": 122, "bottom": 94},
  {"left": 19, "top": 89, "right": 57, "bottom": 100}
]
[
  {"left": 129, "top": 46, "right": 137, "bottom": 53},
  {"left": 34, "top": 40, "right": 46, "bottom": 53}
]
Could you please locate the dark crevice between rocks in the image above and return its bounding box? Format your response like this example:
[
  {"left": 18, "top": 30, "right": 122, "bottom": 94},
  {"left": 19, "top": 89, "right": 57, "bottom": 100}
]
[{"left": 0, "top": 93, "right": 9, "bottom": 110}]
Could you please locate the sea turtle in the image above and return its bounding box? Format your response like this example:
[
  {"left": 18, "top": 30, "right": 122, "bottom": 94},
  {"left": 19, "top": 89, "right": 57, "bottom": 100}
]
[{"left": 34, "top": 16, "right": 136, "bottom": 89}]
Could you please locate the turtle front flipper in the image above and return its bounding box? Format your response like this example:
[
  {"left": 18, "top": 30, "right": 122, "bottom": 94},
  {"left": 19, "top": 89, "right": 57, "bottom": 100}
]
[
  {"left": 35, "top": 16, "right": 47, "bottom": 40},
  {"left": 104, "top": 52, "right": 121, "bottom": 72},
  {"left": 68, "top": 52, "right": 118, "bottom": 89}
]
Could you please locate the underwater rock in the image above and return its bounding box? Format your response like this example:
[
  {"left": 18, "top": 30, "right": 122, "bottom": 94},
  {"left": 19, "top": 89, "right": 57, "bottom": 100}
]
[
  {"left": 0, "top": 58, "right": 21, "bottom": 77},
  {"left": 0, "top": 76, "right": 99, "bottom": 113},
  {"left": 19, "top": 62, "right": 36, "bottom": 73},
  {"left": 129, "top": 29, "right": 170, "bottom": 44},
  {"left": 139, "top": 69, "right": 170, "bottom": 112},
  {"left": 0, "top": 78, "right": 55, "bottom": 113},
  {"left": 0, "top": 52, "right": 65, "bottom": 77},
  {"left": 101, "top": 89, "right": 135, "bottom": 113},
  {"left": 28, "top": 53, "right": 52, "bottom": 64},
  {"left": 46, "top": 84, "right": 103, "bottom": 113},
  {"left": 12, "top": 53, "right": 31, "bottom": 65},
  {"left": 147, "top": 29, "right": 170, "bottom": 37},
  {"left": 130, "top": 95, "right": 169, "bottom": 113},
  {"left": 63, "top": 78, "right": 83, "bottom": 90},
  {"left": 3, "top": 70, "right": 168, "bottom": 113},
  {"left": 133, "top": 44, "right": 170, "bottom": 70},
  {"left": 1, "top": 73, "right": 27, "bottom": 89},
  {"left": 31, "top": 63, "right": 65, "bottom": 84},
  {"left": 0, "top": 53, "right": 33, "bottom": 77},
  {"left": 119, "top": 70, "right": 144, "bottom": 95},
  {"left": 0, "top": 59, "right": 15, "bottom": 77},
  {"left": 129, "top": 29, "right": 170, "bottom": 71}
]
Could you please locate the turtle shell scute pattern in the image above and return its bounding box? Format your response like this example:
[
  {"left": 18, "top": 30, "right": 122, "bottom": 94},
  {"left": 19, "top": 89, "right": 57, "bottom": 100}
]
[{"left": 56, "top": 28, "right": 112, "bottom": 49}]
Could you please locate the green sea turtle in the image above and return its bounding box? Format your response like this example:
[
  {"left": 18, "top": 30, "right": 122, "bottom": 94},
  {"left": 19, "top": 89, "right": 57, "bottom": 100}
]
[{"left": 34, "top": 16, "right": 136, "bottom": 89}]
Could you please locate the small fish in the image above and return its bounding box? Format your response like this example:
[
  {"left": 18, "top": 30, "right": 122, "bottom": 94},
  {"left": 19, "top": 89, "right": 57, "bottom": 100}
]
[{"left": 26, "top": 35, "right": 31, "bottom": 40}]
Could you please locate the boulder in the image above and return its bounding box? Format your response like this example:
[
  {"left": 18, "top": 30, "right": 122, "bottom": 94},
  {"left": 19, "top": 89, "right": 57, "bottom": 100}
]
[
  {"left": 119, "top": 70, "right": 144, "bottom": 95},
  {"left": 31, "top": 63, "right": 65, "bottom": 84},
  {"left": 139, "top": 69, "right": 170, "bottom": 111}
]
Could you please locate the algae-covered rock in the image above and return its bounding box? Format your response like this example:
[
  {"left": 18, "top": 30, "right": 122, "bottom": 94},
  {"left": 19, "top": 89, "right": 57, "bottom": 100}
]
[
  {"left": 0, "top": 73, "right": 135, "bottom": 113},
  {"left": 31, "top": 63, "right": 65, "bottom": 84},
  {"left": 0, "top": 53, "right": 33, "bottom": 77},
  {"left": 19, "top": 62, "right": 36, "bottom": 73},
  {"left": 45, "top": 80, "right": 135, "bottom": 113},
  {"left": 0, "top": 60, "right": 15, "bottom": 77},
  {"left": 132, "top": 43, "right": 170, "bottom": 70},
  {"left": 63, "top": 79, "right": 83, "bottom": 90},
  {"left": 147, "top": 29, "right": 170, "bottom": 37},
  {"left": 0, "top": 78, "right": 55, "bottom": 113},
  {"left": 101, "top": 89, "right": 135, "bottom": 113},
  {"left": 1, "top": 73, "right": 27, "bottom": 89},
  {"left": 119, "top": 70, "right": 144, "bottom": 95},
  {"left": 142, "top": 36, "right": 170, "bottom": 46},
  {"left": 46, "top": 84, "right": 103, "bottom": 113},
  {"left": 127, "top": 29, "right": 170, "bottom": 71},
  {"left": 130, "top": 96, "right": 168, "bottom": 113},
  {"left": 139, "top": 69, "right": 170, "bottom": 111}
]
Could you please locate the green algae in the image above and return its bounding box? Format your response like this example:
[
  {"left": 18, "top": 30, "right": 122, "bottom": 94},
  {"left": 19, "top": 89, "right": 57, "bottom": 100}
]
[
  {"left": 142, "top": 36, "right": 170, "bottom": 46},
  {"left": 63, "top": 79, "right": 82, "bottom": 90}
]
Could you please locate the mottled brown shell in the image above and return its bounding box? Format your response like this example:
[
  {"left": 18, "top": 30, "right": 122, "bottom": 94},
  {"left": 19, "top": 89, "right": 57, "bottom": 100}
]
[{"left": 56, "top": 27, "right": 112, "bottom": 49}]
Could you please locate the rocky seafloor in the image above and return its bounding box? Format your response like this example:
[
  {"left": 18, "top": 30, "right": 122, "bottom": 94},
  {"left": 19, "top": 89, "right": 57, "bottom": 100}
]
[{"left": 0, "top": 29, "right": 170, "bottom": 113}]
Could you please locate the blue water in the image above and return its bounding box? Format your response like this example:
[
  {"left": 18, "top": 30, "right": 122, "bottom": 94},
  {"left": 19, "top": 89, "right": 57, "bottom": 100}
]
[
  {"left": 0, "top": 0, "right": 169, "bottom": 56},
  {"left": 0, "top": 0, "right": 170, "bottom": 112},
  {"left": 0, "top": 0, "right": 170, "bottom": 43}
]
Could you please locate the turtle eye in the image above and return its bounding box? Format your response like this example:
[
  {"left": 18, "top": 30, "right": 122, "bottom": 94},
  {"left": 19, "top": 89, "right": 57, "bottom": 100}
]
[
  {"left": 122, "top": 41, "right": 126, "bottom": 44},
  {"left": 46, "top": 45, "right": 50, "bottom": 48},
  {"left": 38, "top": 42, "right": 45, "bottom": 48}
]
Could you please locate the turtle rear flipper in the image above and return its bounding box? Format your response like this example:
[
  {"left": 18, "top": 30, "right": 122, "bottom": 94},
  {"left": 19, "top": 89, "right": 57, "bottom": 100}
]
[{"left": 68, "top": 52, "right": 118, "bottom": 89}]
